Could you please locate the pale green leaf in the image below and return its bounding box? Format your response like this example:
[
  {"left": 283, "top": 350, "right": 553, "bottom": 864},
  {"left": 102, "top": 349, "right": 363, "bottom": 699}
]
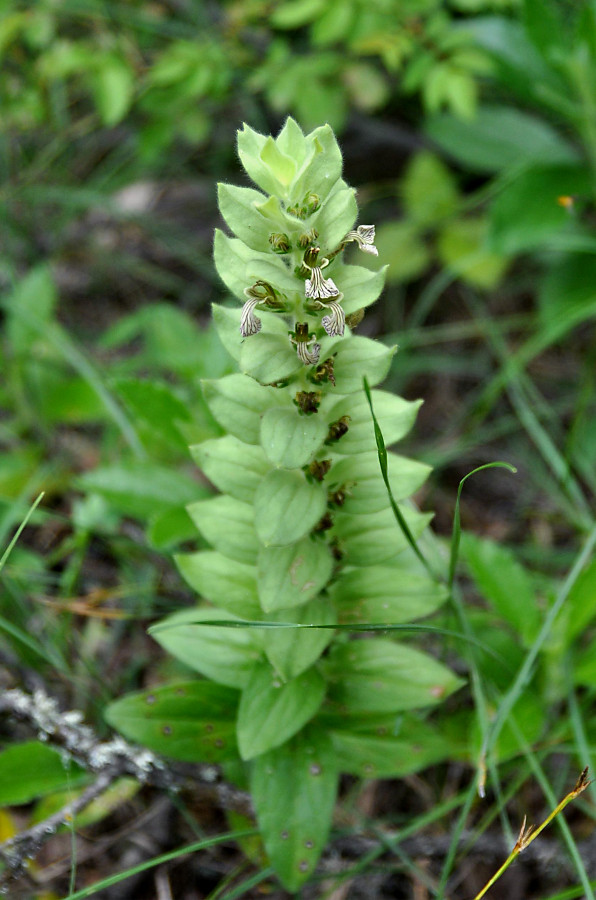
[
  {"left": 187, "top": 495, "right": 258, "bottom": 564},
  {"left": 150, "top": 608, "right": 262, "bottom": 689},
  {"left": 237, "top": 663, "right": 325, "bottom": 759},
  {"left": 254, "top": 469, "right": 327, "bottom": 546},
  {"left": 251, "top": 727, "right": 338, "bottom": 891},
  {"left": 260, "top": 407, "right": 328, "bottom": 469},
  {"left": 105, "top": 681, "right": 240, "bottom": 762},
  {"left": 257, "top": 538, "right": 334, "bottom": 613}
]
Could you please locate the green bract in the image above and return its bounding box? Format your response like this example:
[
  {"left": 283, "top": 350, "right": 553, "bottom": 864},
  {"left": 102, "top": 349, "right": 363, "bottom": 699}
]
[{"left": 106, "top": 119, "right": 459, "bottom": 893}]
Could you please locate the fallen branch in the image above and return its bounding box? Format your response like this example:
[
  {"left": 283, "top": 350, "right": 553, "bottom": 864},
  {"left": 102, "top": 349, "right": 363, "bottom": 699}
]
[{"left": 0, "top": 687, "right": 252, "bottom": 878}]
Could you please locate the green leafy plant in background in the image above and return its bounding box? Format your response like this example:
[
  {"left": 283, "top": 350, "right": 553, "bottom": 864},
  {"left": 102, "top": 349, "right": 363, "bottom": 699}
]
[
  {"left": 424, "top": 0, "right": 596, "bottom": 455},
  {"left": 105, "top": 119, "right": 463, "bottom": 891}
]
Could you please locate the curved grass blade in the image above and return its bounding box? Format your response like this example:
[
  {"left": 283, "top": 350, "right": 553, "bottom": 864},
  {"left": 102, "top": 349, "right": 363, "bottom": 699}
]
[
  {"left": 448, "top": 462, "right": 517, "bottom": 590},
  {"left": 61, "top": 828, "right": 258, "bottom": 900},
  {"left": 362, "top": 376, "right": 437, "bottom": 579},
  {"left": 0, "top": 491, "right": 44, "bottom": 573}
]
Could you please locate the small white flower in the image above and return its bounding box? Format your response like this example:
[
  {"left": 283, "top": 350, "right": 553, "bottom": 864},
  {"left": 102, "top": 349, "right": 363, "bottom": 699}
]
[
  {"left": 345, "top": 224, "right": 378, "bottom": 256},
  {"left": 290, "top": 323, "right": 321, "bottom": 366},
  {"left": 296, "top": 339, "right": 321, "bottom": 365},
  {"left": 320, "top": 299, "right": 345, "bottom": 337},
  {"left": 303, "top": 253, "right": 340, "bottom": 300},
  {"left": 305, "top": 266, "right": 340, "bottom": 300},
  {"left": 240, "top": 296, "right": 262, "bottom": 337}
]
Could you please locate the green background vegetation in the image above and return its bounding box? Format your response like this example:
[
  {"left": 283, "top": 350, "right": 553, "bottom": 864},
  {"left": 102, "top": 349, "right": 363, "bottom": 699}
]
[{"left": 2, "top": 0, "right": 596, "bottom": 897}]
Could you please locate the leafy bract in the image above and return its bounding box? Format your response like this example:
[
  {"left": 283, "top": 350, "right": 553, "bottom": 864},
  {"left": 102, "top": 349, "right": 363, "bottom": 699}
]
[
  {"left": 332, "top": 566, "right": 448, "bottom": 624},
  {"left": 105, "top": 681, "right": 240, "bottom": 762},
  {"left": 251, "top": 727, "right": 338, "bottom": 891},
  {"left": 260, "top": 406, "right": 328, "bottom": 469},
  {"left": 257, "top": 538, "right": 334, "bottom": 612},
  {"left": 187, "top": 495, "right": 258, "bottom": 564},
  {"left": 254, "top": 469, "right": 327, "bottom": 546},
  {"left": 326, "top": 390, "right": 422, "bottom": 455},
  {"left": 237, "top": 663, "right": 326, "bottom": 759},
  {"left": 175, "top": 550, "right": 261, "bottom": 619},
  {"left": 191, "top": 435, "right": 271, "bottom": 503},
  {"left": 202, "top": 373, "right": 284, "bottom": 444},
  {"left": 324, "top": 639, "right": 464, "bottom": 714},
  {"left": 150, "top": 607, "right": 263, "bottom": 689}
]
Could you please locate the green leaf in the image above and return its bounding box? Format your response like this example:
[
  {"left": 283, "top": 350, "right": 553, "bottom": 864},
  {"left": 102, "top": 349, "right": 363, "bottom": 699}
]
[
  {"left": 251, "top": 727, "right": 338, "bottom": 891},
  {"left": 89, "top": 53, "right": 134, "bottom": 126},
  {"left": 333, "top": 505, "right": 433, "bottom": 566},
  {"left": 311, "top": 183, "right": 358, "bottom": 256},
  {"left": 237, "top": 123, "right": 290, "bottom": 197},
  {"left": 365, "top": 221, "right": 431, "bottom": 285},
  {"left": 202, "top": 374, "right": 284, "bottom": 444},
  {"left": 330, "top": 336, "right": 395, "bottom": 394},
  {"left": 214, "top": 229, "right": 288, "bottom": 301},
  {"left": 522, "top": 0, "right": 566, "bottom": 57},
  {"left": 238, "top": 664, "right": 325, "bottom": 760},
  {"left": 105, "top": 681, "right": 240, "bottom": 762},
  {"left": 240, "top": 333, "right": 303, "bottom": 384},
  {"left": 324, "top": 639, "right": 463, "bottom": 714},
  {"left": 150, "top": 607, "right": 263, "bottom": 688},
  {"left": 254, "top": 469, "right": 327, "bottom": 546},
  {"left": 217, "top": 183, "right": 276, "bottom": 251},
  {"left": 330, "top": 720, "right": 454, "bottom": 778},
  {"left": 260, "top": 407, "right": 328, "bottom": 469},
  {"left": 270, "top": 0, "right": 327, "bottom": 29},
  {"left": 244, "top": 257, "right": 299, "bottom": 295},
  {"left": 32, "top": 779, "right": 139, "bottom": 830},
  {"left": 539, "top": 252, "right": 596, "bottom": 345},
  {"left": 0, "top": 742, "right": 87, "bottom": 805},
  {"left": 335, "top": 263, "right": 387, "bottom": 315},
  {"left": 77, "top": 462, "right": 201, "bottom": 519},
  {"left": 191, "top": 435, "right": 271, "bottom": 503},
  {"left": 114, "top": 377, "right": 191, "bottom": 451},
  {"left": 211, "top": 304, "right": 245, "bottom": 362},
  {"left": 437, "top": 216, "right": 508, "bottom": 289},
  {"left": 556, "top": 557, "right": 596, "bottom": 647},
  {"left": 5, "top": 265, "right": 57, "bottom": 354},
  {"left": 263, "top": 595, "right": 336, "bottom": 680},
  {"left": 574, "top": 635, "right": 596, "bottom": 688},
  {"left": 489, "top": 164, "right": 591, "bottom": 255},
  {"left": 291, "top": 124, "right": 344, "bottom": 202},
  {"left": 332, "top": 566, "right": 448, "bottom": 624},
  {"left": 461, "top": 533, "right": 540, "bottom": 646},
  {"left": 326, "top": 390, "right": 422, "bottom": 456},
  {"left": 147, "top": 506, "right": 197, "bottom": 550},
  {"left": 187, "top": 495, "right": 258, "bottom": 565},
  {"left": 466, "top": 16, "right": 566, "bottom": 102},
  {"left": 402, "top": 150, "right": 460, "bottom": 227},
  {"left": 275, "top": 116, "right": 307, "bottom": 161},
  {"left": 176, "top": 550, "right": 262, "bottom": 619},
  {"left": 257, "top": 537, "right": 334, "bottom": 613},
  {"left": 426, "top": 105, "right": 579, "bottom": 173},
  {"left": 329, "top": 451, "right": 431, "bottom": 514},
  {"left": 261, "top": 136, "right": 297, "bottom": 187}
]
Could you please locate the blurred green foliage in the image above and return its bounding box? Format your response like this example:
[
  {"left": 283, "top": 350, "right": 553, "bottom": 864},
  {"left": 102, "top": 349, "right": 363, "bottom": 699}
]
[{"left": 3, "top": 0, "right": 596, "bottom": 894}]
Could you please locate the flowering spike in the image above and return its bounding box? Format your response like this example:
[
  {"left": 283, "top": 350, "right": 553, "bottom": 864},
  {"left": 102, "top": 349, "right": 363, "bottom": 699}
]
[{"left": 345, "top": 224, "right": 378, "bottom": 256}]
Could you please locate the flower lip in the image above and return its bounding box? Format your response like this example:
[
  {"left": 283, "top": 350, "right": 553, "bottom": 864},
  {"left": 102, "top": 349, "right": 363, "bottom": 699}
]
[
  {"left": 290, "top": 322, "right": 321, "bottom": 365},
  {"left": 345, "top": 224, "right": 378, "bottom": 256},
  {"left": 305, "top": 267, "right": 340, "bottom": 300},
  {"left": 320, "top": 298, "right": 345, "bottom": 337},
  {"left": 240, "top": 297, "right": 263, "bottom": 337}
]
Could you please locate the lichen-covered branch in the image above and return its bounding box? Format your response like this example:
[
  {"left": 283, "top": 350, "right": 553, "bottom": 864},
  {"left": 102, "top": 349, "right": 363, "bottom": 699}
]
[{"left": 0, "top": 687, "right": 252, "bottom": 877}]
